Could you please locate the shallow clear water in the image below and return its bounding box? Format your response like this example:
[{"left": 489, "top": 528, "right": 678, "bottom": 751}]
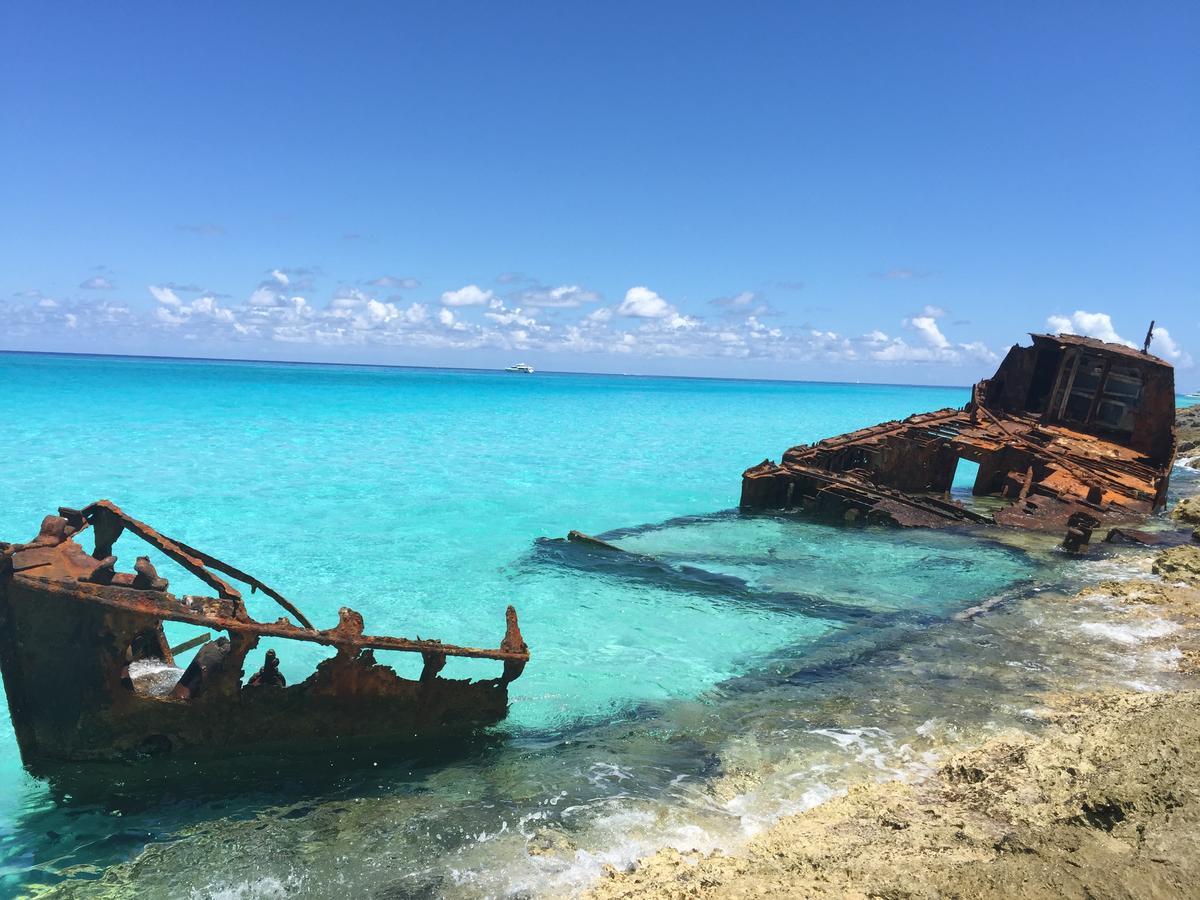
[{"left": 0, "top": 353, "right": 1190, "bottom": 898}]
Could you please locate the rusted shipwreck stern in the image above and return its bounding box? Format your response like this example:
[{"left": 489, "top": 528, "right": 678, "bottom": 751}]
[
  {"left": 0, "top": 501, "right": 529, "bottom": 765},
  {"left": 742, "top": 333, "right": 1176, "bottom": 540}
]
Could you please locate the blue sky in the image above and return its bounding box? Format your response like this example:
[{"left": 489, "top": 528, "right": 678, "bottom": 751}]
[{"left": 2, "top": 2, "right": 1196, "bottom": 385}]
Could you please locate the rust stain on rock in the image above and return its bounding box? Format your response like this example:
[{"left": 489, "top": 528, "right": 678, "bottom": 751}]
[{"left": 0, "top": 501, "right": 529, "bottom": 767}]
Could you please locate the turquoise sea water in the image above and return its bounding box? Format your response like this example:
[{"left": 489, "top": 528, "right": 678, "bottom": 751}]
[{"left": 0, "top": 353, "right": 1187, "bottom": 897}]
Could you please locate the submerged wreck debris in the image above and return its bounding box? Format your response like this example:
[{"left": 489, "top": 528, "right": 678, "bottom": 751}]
[
  {"left": 566, "top": 530, "right": 627, "bottom": 553},
  {"left": 742, "top": 332, "right": 1176, "bottom": 544},
  {"left": 0, "top": 501, "right": 530, "bottom": 767}
]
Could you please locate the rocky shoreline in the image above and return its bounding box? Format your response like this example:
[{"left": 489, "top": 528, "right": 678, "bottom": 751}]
[
  {"left": 589, "top": 564, "right": 1200, "bottom": 899},
  {"left": 1177, "top": 404, "right": 1200, "bottom": 467},
  {"left": 588, "top": 416, "right": 1200, "bottom": 900},
  {"left": 589, "top": 688, "right": 1200, "bottom": 899}
]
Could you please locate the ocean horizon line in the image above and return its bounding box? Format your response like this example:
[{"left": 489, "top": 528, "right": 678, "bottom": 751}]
[{"left": 0, "top": 347, "right": 973, "bottom": 392}]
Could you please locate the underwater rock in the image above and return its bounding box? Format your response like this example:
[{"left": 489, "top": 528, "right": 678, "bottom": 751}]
[{"left": 527, "top": 827, "right": 577, "bottom": 858}]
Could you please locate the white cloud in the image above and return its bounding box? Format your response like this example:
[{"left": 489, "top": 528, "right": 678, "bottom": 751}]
[
  {"left": 249, "top": 286, "right": 285, "bottom": 307},
  {"left": 485, "top": 307, "right": 540, "bottom": 328},
  {"left": 1150, "top": 325, "right": 1192, "bottom": 368},
  {"left": 79, "top": 275, "right": 115, "bottom": 290},
  {"left": 367, "top": 275, "right": 421, "bottom": 290},
  {"left": 1045, "top": 310, "right": 1135, "bottom": 348},
  {"left": 907, "top": 315, "right": 950, "bottom": 349},
  {"left": 1045, "top": 311, "right": 1190, "bottom": 366},
  {"left": 441, "top": 284, "right": 494, "bottom": 307},
  {"left": 870, "top": 337, "right": 996, "bottom": 364},
  {"left": 518, "top": 284, "right": 600, "bottom": 309},
  {"left": 664, "top": 312, "right": 700, "bottom": 330},
  {"left": 866, "top": 312, "right": 997, "bottom": 365},
  {"left": 149, "top": 285, "right": 239, "bottom": 329},
  {"left": 618, "top": 286, "right": 676, "bottom": 319},
  {"left": 149, "top": 285, "right": 183, "bottom": 308},
  {"left": 720, "top": 291, "right": 758, "bottom": 308},
  {"left": 709, "top": 290, "right": 781, "bottom": 318},
  {"left": 329, "top": 287, "right": 371, "bottom": 310},
  {"left": 270, "top": 269, "right": 289, "bottom": 286},
  {"left": 12, "top": 272, "right": 1015, "bottom": 373}
]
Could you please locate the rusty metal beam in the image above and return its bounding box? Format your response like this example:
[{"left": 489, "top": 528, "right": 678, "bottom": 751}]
[
  {"left": 159, "top": 534, "right": 315, "bottom": 630},
  {"left": 82, "top": 501, "right": 317, "bottom": 631},
  {"left": 83, "top": 501, "right": 244, "bottom": 607},
  {"left": 23, "top": 575, "right": 529, "bottom": 663}
]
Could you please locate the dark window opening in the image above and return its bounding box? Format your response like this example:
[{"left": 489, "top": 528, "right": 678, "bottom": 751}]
[
  {"left": 1025, "top": 348, "right": 1062, "bottom": 413},
  {"left": 1044, "top": 351, "right": 1142, "bottom": 436}
]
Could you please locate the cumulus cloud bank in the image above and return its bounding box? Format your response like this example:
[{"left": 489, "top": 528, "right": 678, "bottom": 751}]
[
  {"left": 1046, "top": 310, "right": 1191, "bottom": 367},
  {"left": 23, "top": 274, "right": 1181, "bottom": 375},
  {"left": 441, "top": 284, "right": 494, "bottom": 307}
]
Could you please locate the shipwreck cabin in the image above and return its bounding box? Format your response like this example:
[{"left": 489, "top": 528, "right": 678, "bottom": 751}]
[
  {"left": 741, "top": 333, "right": 1175, "bottom": 535},
  {"left": 987, "top": 333, "right": 1175, "bottom": 467}
]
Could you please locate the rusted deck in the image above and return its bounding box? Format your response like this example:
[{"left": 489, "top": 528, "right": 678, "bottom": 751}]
[
  {"left": 0, "top": 501, "right": 530, "bottom": 766},
  {"left": 742, "top": 332, "right": 1176, "bottom": 540}
]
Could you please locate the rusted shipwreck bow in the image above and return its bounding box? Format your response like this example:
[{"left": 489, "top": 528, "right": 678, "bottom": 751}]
[
  {"left": 0, "top": 501, "right": 529, "bottom": 766},
  {"left": 742, "top": 332, "right": 1177, "bottom": 546}
]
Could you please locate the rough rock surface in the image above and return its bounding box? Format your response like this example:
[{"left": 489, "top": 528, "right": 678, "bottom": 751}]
[
  {"left": 588, "top": 691, "right": 1200, "bottom": 900},
  {"left": 1170, "top": 496, "right": 1200, "bottom": 526},
  {"left": 1152, "top": 544, "right": 1200, "bottom": 585},
  {"left": 1177, "top": 405, "right": 1200, "bottom": 467},
  {"left": 589, "top": 555, "right": 1200, "bottom": 900}
]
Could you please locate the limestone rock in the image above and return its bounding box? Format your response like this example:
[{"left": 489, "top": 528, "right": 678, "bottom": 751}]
[
  {"left": 1171, "top": 496, "right": 1200, "bottom": 525},
  {"left": 527, "top": 827, "right": 577, "bottom": 858},
  {"left": 1153, "top": 544, "right": 1200, "bottom": 585}
]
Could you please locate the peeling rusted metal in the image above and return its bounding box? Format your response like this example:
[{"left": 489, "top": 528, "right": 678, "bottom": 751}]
[
  {"left": 0, "top": 502, "right": 530, "bottom": 766},
  {"left": 741, "top": 332, "right": 1176, "bottom": 543}
]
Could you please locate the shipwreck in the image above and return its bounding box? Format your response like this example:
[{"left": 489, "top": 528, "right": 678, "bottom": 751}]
[
  {"left": 741, "top": 331, "right": 1176, "bottom": 546},
  {"left": 0, "top": 500, "right": 529, "bottom": 766}
]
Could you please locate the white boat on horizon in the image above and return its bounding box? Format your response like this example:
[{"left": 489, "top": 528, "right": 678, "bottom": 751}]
[{"left": 505, "top": 362, "right": 535, "bottom": 374}]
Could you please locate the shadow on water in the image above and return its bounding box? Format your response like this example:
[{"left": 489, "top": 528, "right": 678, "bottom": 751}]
[
  {"left": 528, "top": 507, "right": 1041, "bottom": 630},
  {"left": 532, "top": 527, "right": 886, "bottom": 626},
  {"left": 27, "top": 729, "right": 513, "bottom": 810},
  {"left": 3, "top": 730, "right": 515, "bottom": 891}
]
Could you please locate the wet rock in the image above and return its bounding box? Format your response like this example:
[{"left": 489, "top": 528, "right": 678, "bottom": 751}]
[
  {"left": 1171, "top": 497, "right": 1200, "bottom": 526},
  {"left": 1152, "top": 545, "right": 1200, "bottom": 585},
  {"left": 706, "top": 767, "right": 764, "bottom": 803},
  {"left": 1083, "top": 579, "right": 1174, "bottom": 604},
  {"left": 527, "top": 827, "right": 577, "bottom": 858},
  {"left": 587, "top": 691, "right": 1200, "bottom": 900}
]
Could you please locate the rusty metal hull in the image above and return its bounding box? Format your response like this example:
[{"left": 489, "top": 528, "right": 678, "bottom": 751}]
[
  {"left": 0, "top": 502, "right": 530, "bottom": 766},
  {"left": 741, "top": 332, "right": 1176, "bottom": 538}
]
